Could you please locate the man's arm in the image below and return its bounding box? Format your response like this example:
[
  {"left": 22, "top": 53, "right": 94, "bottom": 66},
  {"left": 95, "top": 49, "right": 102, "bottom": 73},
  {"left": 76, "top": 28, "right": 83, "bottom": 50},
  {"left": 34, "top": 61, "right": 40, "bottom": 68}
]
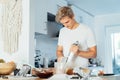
[
  {"left": 78, "top": 46, "right": 97, "bottom": 58},
  {"left": 56, "top": 45, "right": 64, "bottom": 62},
  {"left": 70, "top": 45, "right": 97, "bottom": 59}
]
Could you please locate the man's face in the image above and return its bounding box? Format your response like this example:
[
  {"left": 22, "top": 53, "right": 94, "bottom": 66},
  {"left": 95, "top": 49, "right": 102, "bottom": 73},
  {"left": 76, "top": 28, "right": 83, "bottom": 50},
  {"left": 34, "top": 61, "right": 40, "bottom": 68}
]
[{"left": 60, "top": 16, "right": 74, "bottom": 29}]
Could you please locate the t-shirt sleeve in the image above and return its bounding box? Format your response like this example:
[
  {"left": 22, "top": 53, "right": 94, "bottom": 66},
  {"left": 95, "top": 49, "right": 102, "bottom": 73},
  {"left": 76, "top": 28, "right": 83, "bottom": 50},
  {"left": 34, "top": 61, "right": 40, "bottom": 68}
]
[
  {"left": 86, "top": 28, "right": 96, "bottom": 48},
  {"left": 58, "top": 30, "right": 63, "bottom": 46}
]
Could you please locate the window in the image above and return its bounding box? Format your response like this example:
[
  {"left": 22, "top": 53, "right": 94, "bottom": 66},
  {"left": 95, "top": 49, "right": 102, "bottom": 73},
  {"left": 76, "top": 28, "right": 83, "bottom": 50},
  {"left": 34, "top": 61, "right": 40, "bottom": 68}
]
[
  {"left": 105, "top": 25, "right": 120, "bottom": 74},
  {"left": 112, "top": 32, "right": 120, "bottom": 74}
]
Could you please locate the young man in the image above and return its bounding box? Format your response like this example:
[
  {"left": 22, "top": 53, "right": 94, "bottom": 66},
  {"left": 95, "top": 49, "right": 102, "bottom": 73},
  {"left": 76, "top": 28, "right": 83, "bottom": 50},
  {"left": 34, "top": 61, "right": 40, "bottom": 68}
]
[{"left": 55, "top": 6, "right": 97, "bottom": 68}]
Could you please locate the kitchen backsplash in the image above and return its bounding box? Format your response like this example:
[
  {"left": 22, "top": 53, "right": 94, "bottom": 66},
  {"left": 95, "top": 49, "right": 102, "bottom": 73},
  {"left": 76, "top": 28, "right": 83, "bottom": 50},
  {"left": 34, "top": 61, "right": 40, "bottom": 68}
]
[{"left": 34, "top": 33, "right": 58, "bottom": 68}]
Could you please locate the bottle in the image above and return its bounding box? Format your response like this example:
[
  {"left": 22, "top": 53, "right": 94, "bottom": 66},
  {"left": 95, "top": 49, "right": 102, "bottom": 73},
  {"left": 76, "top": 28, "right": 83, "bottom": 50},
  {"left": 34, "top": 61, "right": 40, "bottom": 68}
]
[{"left": 43, "top": 57, "right": 48, "bottom": 68}]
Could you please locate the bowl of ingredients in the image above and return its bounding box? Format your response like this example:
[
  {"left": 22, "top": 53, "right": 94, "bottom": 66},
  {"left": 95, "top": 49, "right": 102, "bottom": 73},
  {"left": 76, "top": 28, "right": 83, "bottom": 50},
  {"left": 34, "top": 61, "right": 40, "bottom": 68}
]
[
  {"left": 0, "top": 61, "right": 16, "bottom": 75},
  {"left": 32, "top": 68, "right": 54, "bottom": 78}
]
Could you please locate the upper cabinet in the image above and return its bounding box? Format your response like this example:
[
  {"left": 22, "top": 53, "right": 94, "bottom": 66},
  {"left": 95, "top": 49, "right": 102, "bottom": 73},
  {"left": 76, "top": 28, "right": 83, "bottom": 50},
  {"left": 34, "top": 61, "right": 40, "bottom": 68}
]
[
  {"left": 71, "top": 6, "right": 94, "bottom": 30},
  {"left": 34, "top": 0, "right": 67, "bottom": 35}
]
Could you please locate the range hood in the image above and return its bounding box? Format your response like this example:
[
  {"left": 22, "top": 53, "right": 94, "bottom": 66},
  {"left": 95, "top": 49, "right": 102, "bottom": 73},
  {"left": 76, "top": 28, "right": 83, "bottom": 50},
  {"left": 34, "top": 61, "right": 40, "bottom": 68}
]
[
  {"left": 46, "top": 21, "right": 62, "bottom": 37},
  {"left": 47, "top": 12, "right": 56, "bottom": 22},
  {"left": 47, "top": 12, "right": 63, "bottom": 37}
]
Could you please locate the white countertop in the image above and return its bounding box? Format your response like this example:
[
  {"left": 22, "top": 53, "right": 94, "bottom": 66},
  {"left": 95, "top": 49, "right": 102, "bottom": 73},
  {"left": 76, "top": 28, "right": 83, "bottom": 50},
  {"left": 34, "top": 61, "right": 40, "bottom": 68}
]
[{"left": 100, "top": 75, "right": 120, "bottom": 80}]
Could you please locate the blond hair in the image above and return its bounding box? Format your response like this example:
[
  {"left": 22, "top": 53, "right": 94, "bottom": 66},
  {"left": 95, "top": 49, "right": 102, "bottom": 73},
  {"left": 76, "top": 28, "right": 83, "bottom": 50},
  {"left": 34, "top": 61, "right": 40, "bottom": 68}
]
[{"left": 55, "top": 6, "right": 74, "bottom": 23}]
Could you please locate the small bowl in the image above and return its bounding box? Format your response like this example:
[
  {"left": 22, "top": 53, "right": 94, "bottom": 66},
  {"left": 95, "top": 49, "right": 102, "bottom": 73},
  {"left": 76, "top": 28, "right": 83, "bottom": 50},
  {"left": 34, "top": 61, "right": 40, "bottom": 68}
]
[
  {"left": 0, "top": 63, "right": 16, "bottom": 75},
  {"left": 32, "top": 68, "right": 53, "bottom": 78}
]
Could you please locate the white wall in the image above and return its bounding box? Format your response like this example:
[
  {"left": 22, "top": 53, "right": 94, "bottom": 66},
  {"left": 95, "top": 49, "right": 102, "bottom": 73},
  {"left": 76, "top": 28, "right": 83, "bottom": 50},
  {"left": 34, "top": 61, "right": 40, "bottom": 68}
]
[
  {"left": 0, "top": 0, "right": 33, "bottom": 68},
  {"left": 94, "top": 13, "right": 120, "bottom": 73}
]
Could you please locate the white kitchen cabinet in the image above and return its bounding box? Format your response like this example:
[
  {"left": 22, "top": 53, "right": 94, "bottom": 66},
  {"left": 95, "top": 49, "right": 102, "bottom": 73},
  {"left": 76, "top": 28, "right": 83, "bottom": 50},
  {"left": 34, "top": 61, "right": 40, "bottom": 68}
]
[
  {"left": 34, "top": 0, "right": 47, "bottom": 34},
  {"left": 34, "top": 0, "right": 67, "bottom": 34},
  {"left": 71, "top": 6, "right": 94, "bottom": 30}
]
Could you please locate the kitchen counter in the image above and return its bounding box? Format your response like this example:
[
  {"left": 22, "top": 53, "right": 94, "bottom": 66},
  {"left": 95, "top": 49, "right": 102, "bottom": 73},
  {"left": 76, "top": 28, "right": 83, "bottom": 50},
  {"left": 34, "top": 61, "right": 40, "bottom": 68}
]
[
  {"left": 0, "top": 77, "right": 46, "bottom": 80},
  {"left": 0, "top": 75, "right": 120, "bottom": 80},
  {"left": 100, "top": 75, "right": 120, "bottom": 80},
  {"left": 1, "top": 67, "right": 119, "bottom": 80},
  {"left": 0, "top": 78, "right": 46, "bottom": 80}
]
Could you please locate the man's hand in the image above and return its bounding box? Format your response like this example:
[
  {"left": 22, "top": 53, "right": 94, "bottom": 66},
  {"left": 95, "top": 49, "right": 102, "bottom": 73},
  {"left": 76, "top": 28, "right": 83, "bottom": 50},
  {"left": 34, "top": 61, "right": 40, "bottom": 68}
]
[
  {"left": 70, "top": 45, "right": 80, "bottom": 55},
  {"left": 56, "top": 45, "right": 64, "bottom": 62},
  {"left": 70, "top": 45, "right": 97, "bottom": 59}
]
